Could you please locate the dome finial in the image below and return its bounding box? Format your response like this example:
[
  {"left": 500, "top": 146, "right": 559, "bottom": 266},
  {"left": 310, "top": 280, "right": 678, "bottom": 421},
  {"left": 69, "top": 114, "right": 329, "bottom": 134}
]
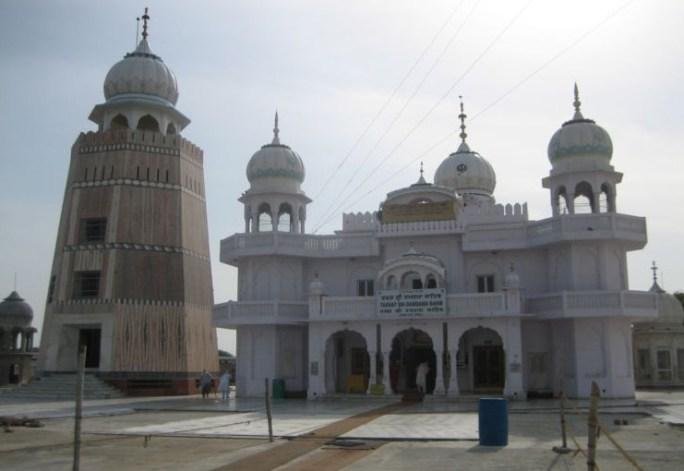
[
  {"left": 458, "top": 95, "right": 468, "bottom": 143},
  {"left": 272, "top": 110, "right": 280, "bottom": 144},
  {"left": 416, "top": 161, "right": 426, "bottom": 184},
  {"left": 573, "top": 82, "right": 584, "bottom": 120},
  {"left": 141, "top": 7, "right": 150, "bottom": 40},
  {"left": 650, "top": 260, "right": 665, "bottom": 293}
]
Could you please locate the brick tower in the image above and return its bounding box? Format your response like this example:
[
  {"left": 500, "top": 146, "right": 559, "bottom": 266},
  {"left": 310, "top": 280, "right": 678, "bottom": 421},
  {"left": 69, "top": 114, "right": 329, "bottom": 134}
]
[{"left": 38, "top": 10, "right": 218, "bottom": 394}]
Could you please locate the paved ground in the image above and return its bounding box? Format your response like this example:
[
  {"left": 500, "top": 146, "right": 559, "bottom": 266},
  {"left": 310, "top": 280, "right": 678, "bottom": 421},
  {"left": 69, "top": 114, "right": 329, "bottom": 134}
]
[{"left": 1, "top": 390, "right": 684, "bottom": 470}]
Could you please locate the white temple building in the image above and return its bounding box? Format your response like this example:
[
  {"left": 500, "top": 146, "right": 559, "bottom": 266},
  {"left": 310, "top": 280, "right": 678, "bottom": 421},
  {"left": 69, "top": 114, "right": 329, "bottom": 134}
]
[{"left": 214, "top": 87, "right": 659, "bottom": 399}]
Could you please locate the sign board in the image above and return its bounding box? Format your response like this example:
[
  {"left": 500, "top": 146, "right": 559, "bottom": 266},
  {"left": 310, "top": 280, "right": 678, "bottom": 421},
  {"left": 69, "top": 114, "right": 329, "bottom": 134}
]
[
  {"left": 377, "top": 289, "right": 446, "bottom": 317},
  {"left": 382, "top": 200, "right": 455, "bottom": 223}
]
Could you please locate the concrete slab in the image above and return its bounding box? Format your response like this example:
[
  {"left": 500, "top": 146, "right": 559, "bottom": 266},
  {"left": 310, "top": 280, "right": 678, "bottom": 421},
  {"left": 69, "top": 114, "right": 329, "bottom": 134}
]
[{"left": 341, "top": 412, "right": 478, "bottom": 441}]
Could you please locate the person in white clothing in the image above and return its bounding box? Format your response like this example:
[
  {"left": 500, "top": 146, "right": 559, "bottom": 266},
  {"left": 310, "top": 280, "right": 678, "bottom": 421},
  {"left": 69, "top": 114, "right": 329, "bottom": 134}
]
[
  {"left": 218, "top": 371, "right": 231, "bottom": 401},
  {"left": 415, "top": 362, "right": 429, "bottom": 394}
]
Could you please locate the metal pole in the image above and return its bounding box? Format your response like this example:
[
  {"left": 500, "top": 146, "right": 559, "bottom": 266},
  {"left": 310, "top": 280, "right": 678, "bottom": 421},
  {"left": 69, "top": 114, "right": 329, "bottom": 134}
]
[
  {"left": 73, "top": 346, "right": 86, "bottom": 471},
  {"left": 560, "top": 391, "right": 568, "bottom": 449},
  {"left": 587, "top": 381, "right": 600, "bottom": 471},
  {"left": 265, "top": 378, "right": 273, "bottom": 442}
]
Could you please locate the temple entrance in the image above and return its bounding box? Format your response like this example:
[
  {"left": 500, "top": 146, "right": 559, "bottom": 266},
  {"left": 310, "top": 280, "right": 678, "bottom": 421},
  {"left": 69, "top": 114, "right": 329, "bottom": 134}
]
[
  {"left": 79, "top": 328, "right": 101, "bottom": 369},
  {"left": 457, "top": 327, "right": 504, "bottom": 394},
  {"left": 324, "top": 330, "right": 369, "bottom": 394},
  {"left": 390, "top": 328, "right": 436, "bottom": 394}
]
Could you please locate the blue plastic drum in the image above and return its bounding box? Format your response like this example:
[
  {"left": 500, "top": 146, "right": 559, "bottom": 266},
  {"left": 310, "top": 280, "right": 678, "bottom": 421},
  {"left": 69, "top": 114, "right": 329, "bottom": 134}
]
[{"left": 478, "top": 397, "right": 508, "bottom": 446}]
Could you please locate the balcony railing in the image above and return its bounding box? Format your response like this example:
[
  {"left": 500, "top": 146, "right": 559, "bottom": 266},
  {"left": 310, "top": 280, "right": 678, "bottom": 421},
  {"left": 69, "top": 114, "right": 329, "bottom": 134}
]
[
  {"left": 526, "top": 290, "right": 657, "bottom": 319},
  {"left": 213, "top": 301, "right": 309, "bottom": 326}
]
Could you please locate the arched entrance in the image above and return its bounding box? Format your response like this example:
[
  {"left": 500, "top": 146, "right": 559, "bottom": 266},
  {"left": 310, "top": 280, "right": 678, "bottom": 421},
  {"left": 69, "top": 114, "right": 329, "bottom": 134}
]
[
  {"left": 324, "top": 330, "right": 369, "bottom": 394},
  {"left": 457, "top": 327, "right": 504, "bottom": 394},
  {"left": 390, "top": 328, "right": 436, "bottom": 394}
]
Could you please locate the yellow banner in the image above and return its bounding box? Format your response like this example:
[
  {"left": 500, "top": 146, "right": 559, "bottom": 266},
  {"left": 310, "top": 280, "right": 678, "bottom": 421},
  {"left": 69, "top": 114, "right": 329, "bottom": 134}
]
[{"left": 382, "top": 201, "right": 455, "bottom": 223}]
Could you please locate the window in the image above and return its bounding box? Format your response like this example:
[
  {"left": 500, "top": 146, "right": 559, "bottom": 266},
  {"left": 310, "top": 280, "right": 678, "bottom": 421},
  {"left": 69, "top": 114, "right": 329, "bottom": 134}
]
[
  {"left": 678, "top": 349, "right": 684, "bottom": 381},
  {"left": 426, "top": 275, "right": 437, "bottom": 289},
  {"left": 73, "top": 271, "right": 100, "bottom": 298},
  {"left": 657, "top": 350, "right": 672, "bottom": 381},
  {"left": 357, "top": 279, "right": 374, "bottom": 297},
  {"left": 477, "top": 275, "right": 495, "bottom": 293},
  {"left": 80, "top": 218, "right": 107, "bottom": 243}
]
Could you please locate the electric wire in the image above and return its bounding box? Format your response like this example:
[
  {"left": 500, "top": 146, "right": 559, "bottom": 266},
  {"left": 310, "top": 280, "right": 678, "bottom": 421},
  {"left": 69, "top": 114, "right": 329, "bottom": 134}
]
[
  {"left": 311, "top": 0, "right": 637, "bottom": 233},
  {"left": 310, "top": 0, "right": 470, "bottom": 201},
  {"left": 312, "top": 0, "right": 534, "bottom": 233},
  {"left": 313, "top": 0, "right": 481, "bottom": 211}
]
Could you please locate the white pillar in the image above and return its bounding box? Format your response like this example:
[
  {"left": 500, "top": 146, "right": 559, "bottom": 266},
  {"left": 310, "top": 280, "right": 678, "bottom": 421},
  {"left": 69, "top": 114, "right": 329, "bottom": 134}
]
[
  {"left": 448, "top": 349, "right": 460, "bottom": 397},
  {"left": 367, "top": 350, "right": 377, "bottom": 394},
  {"left": 433, "top": 349, "right": 445, "bottom": 395},
  {"left": 382, "top": 350, "right": 392, "bottom": 394}
]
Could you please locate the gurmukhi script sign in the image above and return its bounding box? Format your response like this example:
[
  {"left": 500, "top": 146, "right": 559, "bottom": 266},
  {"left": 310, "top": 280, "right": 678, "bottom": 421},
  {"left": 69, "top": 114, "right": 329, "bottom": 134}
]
[{"left": 378, "top": 289, "right": 446, "bottom": 317}]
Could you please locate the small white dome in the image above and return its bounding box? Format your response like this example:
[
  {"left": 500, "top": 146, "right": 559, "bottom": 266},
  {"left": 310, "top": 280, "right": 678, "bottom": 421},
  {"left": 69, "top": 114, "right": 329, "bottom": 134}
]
[
  {"left": 246, "top": 114, "right": 306, "bottom": 193},
  {"left": 547, "top": 85, "right": 613, "bottom": 167},
  {"left": 434, "top": 142, "right": 496, "bottom": 196},
  {"left": 104, "top": 39, "right": 179, "bottom": 105},
  {"left": 657, "top": 293, "right": 684, "bottom": 324}
]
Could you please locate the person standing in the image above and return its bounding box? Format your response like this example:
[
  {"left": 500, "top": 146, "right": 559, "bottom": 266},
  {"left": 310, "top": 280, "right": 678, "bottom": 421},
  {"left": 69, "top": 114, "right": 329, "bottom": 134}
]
[
  {"left": 199, "top": 369, "right": 213, "bottom": 399},
  {"left": 415, "top": 362, "right": 429, "bottom": 395},
  {"left": 218, "top": 370, "right": 231, "bottom": 401}
]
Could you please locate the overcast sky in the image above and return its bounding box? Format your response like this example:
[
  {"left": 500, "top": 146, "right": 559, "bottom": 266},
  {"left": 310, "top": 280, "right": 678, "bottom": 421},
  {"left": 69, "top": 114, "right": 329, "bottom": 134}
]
[{"left": 1, "top": 0, "right": 682, "bottom": 354}]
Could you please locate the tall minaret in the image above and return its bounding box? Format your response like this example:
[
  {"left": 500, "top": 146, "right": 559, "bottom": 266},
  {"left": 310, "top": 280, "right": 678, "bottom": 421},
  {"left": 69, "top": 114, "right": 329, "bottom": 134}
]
[{"left": 38, "top": 10, "right": 218, "bottom": 394}]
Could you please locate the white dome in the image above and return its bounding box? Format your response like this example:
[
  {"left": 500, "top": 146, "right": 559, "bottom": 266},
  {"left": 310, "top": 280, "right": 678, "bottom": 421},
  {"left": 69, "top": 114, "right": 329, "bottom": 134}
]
[
  {"left": 547, "top": 85, "right": 612, "bottom": 167},
  {"left": 103, "top": 39, "right": 179, "bottom": 105},
  {"left": 434, "top": 142, "right": 496, "bottom": 196},
  {"left": 246, "top": 115, "right": 306, "bottom": 193}
]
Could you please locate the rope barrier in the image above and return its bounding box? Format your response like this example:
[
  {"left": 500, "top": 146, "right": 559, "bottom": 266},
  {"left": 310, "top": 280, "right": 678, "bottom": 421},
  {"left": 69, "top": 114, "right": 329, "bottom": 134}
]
[{"left": 597, "top": 423, "right": 645, "bottom": 471}]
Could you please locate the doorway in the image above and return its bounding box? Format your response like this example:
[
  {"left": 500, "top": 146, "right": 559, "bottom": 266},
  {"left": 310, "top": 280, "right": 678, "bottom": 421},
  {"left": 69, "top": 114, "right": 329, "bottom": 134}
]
[
  {"left": 390, "top": 328, "right": 436, "bottom": 394},
  {"left": 473, "top": 345, "right": 505, "bottom": 392},
  {"left": 457, "top": 327, "right": 505, "bottom": 394},
  {"left": 79, "top": 328, "right": 101, "bottom": 368}
]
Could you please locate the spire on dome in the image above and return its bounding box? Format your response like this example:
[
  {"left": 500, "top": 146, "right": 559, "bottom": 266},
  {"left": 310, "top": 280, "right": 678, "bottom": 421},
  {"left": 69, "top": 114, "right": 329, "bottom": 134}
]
[
  {"left": 649, "top": 260, "right": 665, "bottom": 293},
  {"left": 458, "top": 96, "right": 468, "bottom": 143},
  {"left": 141, "top": 7, "right": 150, "bottom": 40},
  {"left": 416, "top": 161, "right": 426, "bottom": 184},
  {"left": 272, "top": 110, "right": 280, "bottom": 145},
  {"left": 573, "top": 82, "right": 584, "bottom": 120}
]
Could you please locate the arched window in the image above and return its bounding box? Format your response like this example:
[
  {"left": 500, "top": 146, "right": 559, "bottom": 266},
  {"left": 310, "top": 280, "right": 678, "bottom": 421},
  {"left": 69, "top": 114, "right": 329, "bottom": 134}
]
[
  {"left": 386, "top": 275, "right": 397, "bottom": 289},
  {"left": 573, "top": 181, "right": 594, "bottom": 214},
  {"left": 111, "top": 114, "right": 129, "bottom": 130},
  {"left": 257, "top": 203, "right": 273, "bottom": 232},
  {"left": 166, "top": 123, "right": 177, "bottom": 135},
  {"left": 137, "top": 115, "right": 160, "bottom": 132},
  {"left": 426, "top": 274, "right": 438, "bottom": 289},
  {"left": 401, "top": 271, "right": 422, "bottom": 290},
  {"left": 600, "top": 183, "right": 613, "bottom": 213},
  {"left": 277, "top": 203, "right": 293, "bottom": 232},
  {"left": 13, "top": 331, "right": 22, "bottom": 350},
  {"left": 555, "top": 186, "right": 569, "bottom": 215}
]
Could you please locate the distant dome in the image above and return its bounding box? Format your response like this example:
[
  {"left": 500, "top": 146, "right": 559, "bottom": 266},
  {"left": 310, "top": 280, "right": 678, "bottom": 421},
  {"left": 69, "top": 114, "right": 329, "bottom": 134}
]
[
  {"left": 547, "top": 85, "right": 613, "bottom": 165},
  {"left": 103, "top": 38, "right": 179, "bottom": 105},
  {"left": 656, "top": 293, "right": 684, "bottom": 324},
  {"left": 246, "top": 113, "right": 306, "bottom": 192},
  {"left": 434, "top": 142, "right": 496, "bottom": 196},
  {"left": 0, "top": 291, "right": 33, "bottom": 324}
]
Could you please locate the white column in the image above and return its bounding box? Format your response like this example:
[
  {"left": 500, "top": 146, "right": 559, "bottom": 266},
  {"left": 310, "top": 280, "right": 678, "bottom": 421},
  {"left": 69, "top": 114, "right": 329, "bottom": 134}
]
[
  {"left": 448, "top": 349, "right": 460, "bottom": 397},
  {"left": 382, "top": 350, "right": 392, "bottom": 394},
  {"left": 367, "top": 350, "right": 377, "bottom": 394},
  {"left": 433, "top": 349, "right": 445, "bottom": 395}
]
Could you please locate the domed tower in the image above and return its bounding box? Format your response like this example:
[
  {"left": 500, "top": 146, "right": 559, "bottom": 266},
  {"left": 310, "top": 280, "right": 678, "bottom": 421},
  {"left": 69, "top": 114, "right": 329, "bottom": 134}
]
[
  {"left": 0, "top": 290, "right": 37, "bottom": 386},
  {"left": 240, "top": 112, "right": 311, "bottom": 233},
  {"left": 38, "top": 10, "right": 218, "bottom": 394},
  {"left": 434, "top": 99, "right": 496, "bottom": 209},
  {"left": 543, "top": 84, "right": 622, "bottom": 216}
]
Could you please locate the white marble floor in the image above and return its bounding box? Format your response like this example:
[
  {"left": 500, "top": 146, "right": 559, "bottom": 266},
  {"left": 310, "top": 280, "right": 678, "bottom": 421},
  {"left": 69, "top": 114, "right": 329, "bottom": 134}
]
[{"left": 341, "top": 413, "right": 478, "bottom": 440}]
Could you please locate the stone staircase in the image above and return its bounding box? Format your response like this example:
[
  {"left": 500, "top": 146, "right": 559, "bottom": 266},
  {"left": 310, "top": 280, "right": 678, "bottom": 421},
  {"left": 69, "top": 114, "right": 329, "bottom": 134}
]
[{"left": 0, "top": 374, "right": 124, "bottom": 401}]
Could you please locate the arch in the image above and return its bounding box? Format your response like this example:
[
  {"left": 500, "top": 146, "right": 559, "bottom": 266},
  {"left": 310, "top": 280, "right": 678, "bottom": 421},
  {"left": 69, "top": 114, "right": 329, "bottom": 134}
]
[
  {"left": 386, "top": 275, "right": 397, "bottom": 290},
  {"left": 12, "top": 330, "right": 22, "bottom": 350},
  {"left": 600, "top": 182, "right": 614, "bottom": 213},
  {"left": 137, "top": 114, "right": 160, "bottom": 132},
  {"left": 425, "top": 274, "right": 438, "bottom": 289},
  {"left": 110, "top": 114, "right": 129, "bottom": 130},
  {"left": 389, "top": 328, "right": 435, "bottom": 394},
  {"left": 166, "top": 122, "right": 177, "bottom": 135},
  {"left": 324, "top": 330, "right": 369, "bottom": 394},
  {"left": 277, "top": 203, "right": 294, "bottom": 232},
  {"left": 256, "top": 203, "right": 273, "bottom": 232},
  {"left": 573, "top": 181, "right": 595, "bottom": 214},
  {"left": 456, "top": 327, "right": 504, "bottom": 394},
  {"left": 9, "top": 363, "right": 21, "bottom": 384},
  {"left": 555, "top": 186, "right": 569, "bottom": 215},
  {"left": 401, "top": 271, "right": 422, "bottom": 290}
]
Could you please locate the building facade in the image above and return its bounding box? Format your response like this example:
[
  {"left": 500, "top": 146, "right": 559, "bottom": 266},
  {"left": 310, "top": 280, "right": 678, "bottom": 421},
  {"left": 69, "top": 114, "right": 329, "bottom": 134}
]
[
  {"left": 214, "top": 88, "right": 658, "bottom": 399},
  {"left": 38, "top": 14, "right": 218, "bottom": 395}
]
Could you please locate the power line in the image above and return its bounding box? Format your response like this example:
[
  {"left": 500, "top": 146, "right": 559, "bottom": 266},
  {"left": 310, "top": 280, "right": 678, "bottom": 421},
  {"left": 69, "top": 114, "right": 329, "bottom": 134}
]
[
  {"left": 312, "top": 0, "right": 534, "bottom": 233},
  {"left": 311, "top": 0, "right": 637, "bottom": 233},
  {"left": 310, "top": 0, "right": 469, "bottom": 202}
]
